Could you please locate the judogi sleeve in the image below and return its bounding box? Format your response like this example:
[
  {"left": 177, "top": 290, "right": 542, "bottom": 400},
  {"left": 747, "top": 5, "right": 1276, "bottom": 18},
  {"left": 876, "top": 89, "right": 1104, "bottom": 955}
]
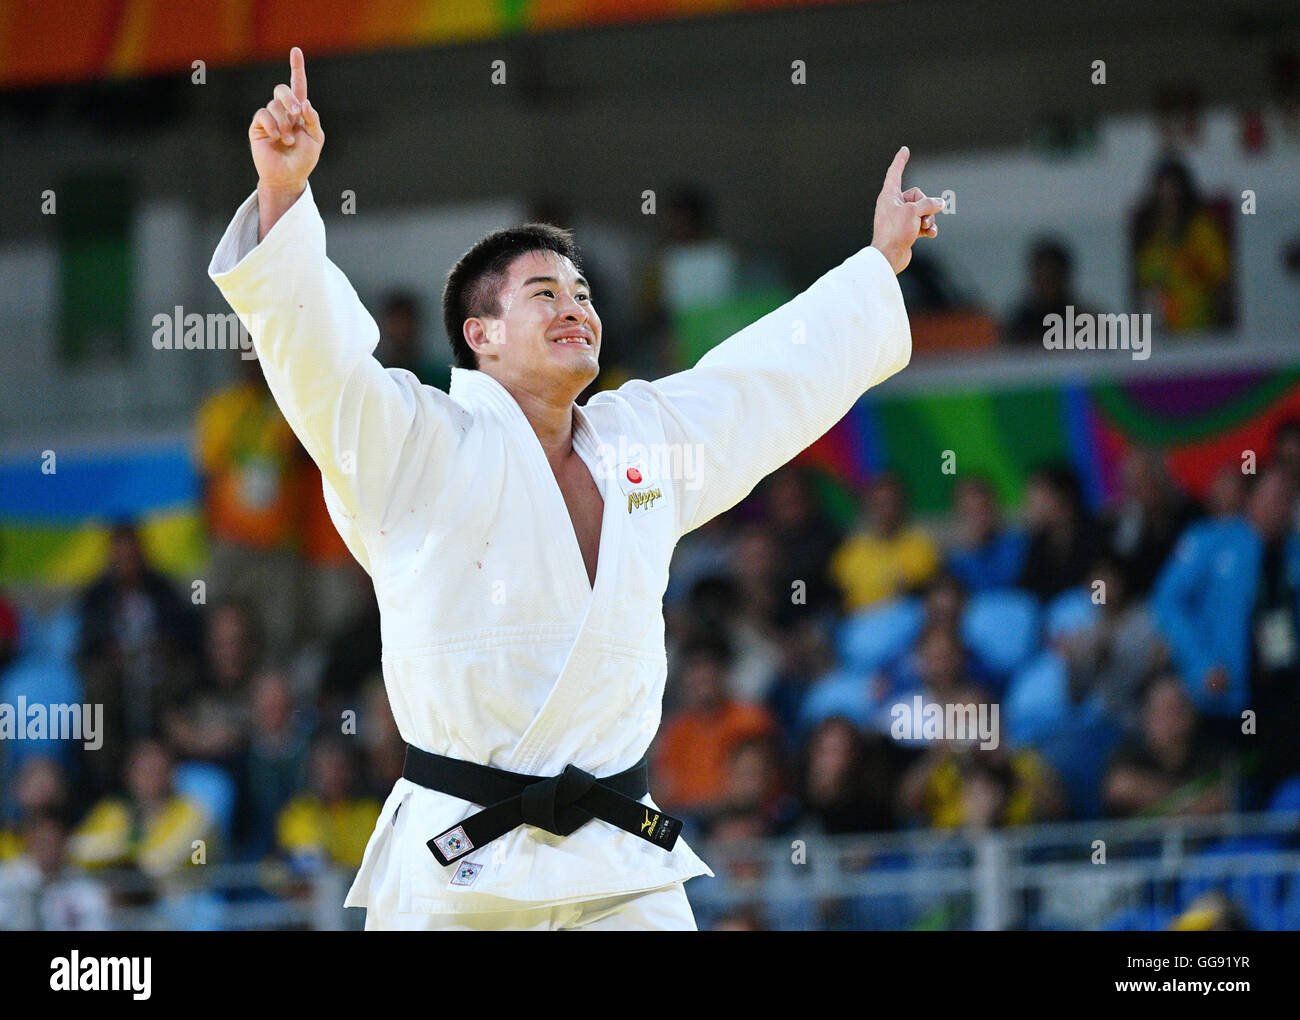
[
  {"left": 208, "top": 183, "right": 462, "bottom": 575},
  {"left": 619, "top": 244, "right": 910, "bottom": 537}
]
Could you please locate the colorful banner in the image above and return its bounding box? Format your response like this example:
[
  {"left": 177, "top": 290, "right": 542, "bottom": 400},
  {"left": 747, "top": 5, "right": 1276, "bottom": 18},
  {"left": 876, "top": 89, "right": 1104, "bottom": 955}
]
[
  {"left": 0, "top": 0, "right": 871, "bottom": 90},
  {"left": 0, "top": 441, "right": 205, "bottom": 586},
  {"left": 799, "top": 367, "right": 1300, "bottom": 523},
  {"left": 4, "top": 366, "right": 1298, "bottom": 586}
]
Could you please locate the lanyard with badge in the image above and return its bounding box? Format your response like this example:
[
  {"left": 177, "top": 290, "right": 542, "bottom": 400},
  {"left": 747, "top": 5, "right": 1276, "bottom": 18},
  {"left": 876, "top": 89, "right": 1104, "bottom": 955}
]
[{"left": 1254, "top": 543, "right": 1298, "bottom": 673}]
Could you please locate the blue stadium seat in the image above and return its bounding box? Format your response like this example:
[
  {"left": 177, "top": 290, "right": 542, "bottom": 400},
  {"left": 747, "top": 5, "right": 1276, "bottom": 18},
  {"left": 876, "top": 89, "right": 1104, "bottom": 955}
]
[
  {"left": 1102, "top": 904, "right": 1177, "bottom": 931},
  {"left": 1178, "top": 838, "right": 1288, "bottom": 930},
  {"left": 1267, "top": 774, "right": 1300, "bottom": 814},
  {"left": 961, "top": 588, "right": 1041, "bottom": 681},
  {"left": 172, "top": 761, "right": 238, "bottom": 841},
  {"left": 1004, "top": 651, "right": 1069, "bottom": 746},
  {"left": 1043, "top": 587, "right": 1099, "bottom": 641},
  {"left": 835, "top": 597, "right": 923, "bottom": 675}
]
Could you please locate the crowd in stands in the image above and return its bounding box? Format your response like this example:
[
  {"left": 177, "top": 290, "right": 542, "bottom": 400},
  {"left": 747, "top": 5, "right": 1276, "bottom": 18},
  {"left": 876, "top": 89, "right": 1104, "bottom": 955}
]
[
  {"left": 0, "top": 152, "right": 1285, "bottom": 930},
  {"left": 4, "top": 414, "right": 1296, "bottom": 927}
]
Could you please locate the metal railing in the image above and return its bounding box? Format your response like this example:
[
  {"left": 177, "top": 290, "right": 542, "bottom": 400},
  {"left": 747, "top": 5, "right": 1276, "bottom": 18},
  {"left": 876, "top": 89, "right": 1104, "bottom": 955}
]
[
  {"left": 5, "top": 810, "right": 1297, "bottom": 930},
  {"left": 685, "top": 810, "right": 1300, "bottom": 931}
]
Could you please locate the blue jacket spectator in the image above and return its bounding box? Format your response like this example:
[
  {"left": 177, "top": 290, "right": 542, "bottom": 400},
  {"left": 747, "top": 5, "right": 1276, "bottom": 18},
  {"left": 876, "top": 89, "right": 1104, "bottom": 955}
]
[
  {"left": 946, "top": 477, "right": 1028, "bottom": 593},
  {"left": 1151, "top": 467, "right": 1300, "bottom": 804}
]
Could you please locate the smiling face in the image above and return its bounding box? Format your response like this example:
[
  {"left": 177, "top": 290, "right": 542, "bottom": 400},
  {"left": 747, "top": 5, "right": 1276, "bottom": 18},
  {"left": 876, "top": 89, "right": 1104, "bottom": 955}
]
[{"left": 465, "top": 249, "right": 601, "bottom": 399}]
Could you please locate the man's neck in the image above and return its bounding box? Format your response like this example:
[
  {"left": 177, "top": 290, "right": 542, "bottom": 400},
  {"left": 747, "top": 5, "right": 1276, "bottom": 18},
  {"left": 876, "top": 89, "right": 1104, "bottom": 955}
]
[{"left": 491, "top": 372, "right": 580, "bottom": 464}]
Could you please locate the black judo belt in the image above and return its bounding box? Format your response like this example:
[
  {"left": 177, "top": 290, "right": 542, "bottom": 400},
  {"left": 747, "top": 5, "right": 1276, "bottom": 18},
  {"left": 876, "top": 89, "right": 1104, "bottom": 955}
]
[{"left": 403, "top": 744, "right": 683, "bottom": 867}]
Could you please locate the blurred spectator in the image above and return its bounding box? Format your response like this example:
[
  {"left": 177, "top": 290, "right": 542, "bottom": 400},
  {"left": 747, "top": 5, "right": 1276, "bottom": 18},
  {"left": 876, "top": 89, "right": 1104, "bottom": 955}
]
[
  {"left": 710, "top": 906, "right": 768, "bottom": 931},
  {"left": 0, "top": 813, "right": 109, "bottom": 930},
  {"left": 1271, "top": 418, "right": 1300, "bottom": 487},
  {"left": 1017, "top": 464, "right": 1098, "bottom": 603},
  {"left": 911, "top": 620, "right": 987, "bottom": 707},
  {"left": 375, "top": 292, "right": 448, "bottom": 391},
  {"left": 275, "top": 738, "right": 381, "bottom": 873},
  {"left": 0, "top": 580, "right": 18, "bottom": 676},
  {"left": 1205, "top": 462, "right": 1248, "bottom": 521},
  {"left": 70, "top": 739, "right": 213, "bottom": 880},
  {"left": 1132, "top": 157, "right": 1233, "bottom": 332},
  {"left": 945, "top": 477, "right": 1028, "bottom": 593},
  {"left": 1270, "top": 418, "right": 1300, "bottom": 529},
  {"left": 764, "top": 617, "right": 837, "bottom": 743},
  {"left": 75, "top": 521, "right": 200, "bottom": 802},
  {"left": 672, "top": 573, "right": 779, "bottom": 707},
  {"left": 761, "top": 467, "right": 845, "bottom": 624},
  {"left": 830, "top": 473, "right": 940, "bottom": 614},
  {"left": 898, "top": 740, "right": 1064, "bottom": 831},
  {"left": 1100, "top": 448, "right": 1198, "bottom": 597},
  {"left": 1003, "top": 238, "right": 1097, "bottom": 346},
  {"left": 235, "top": 669, "right": 311, "bottom": 858},
  {"left": 715, "top": 735, "right": 798, "bottom": 837},
  {"left": 653, "top": 637, "right": 778, "bottom": 817},
  {"left": 316, "top": 583, "right": 382, "bottom": 723},
  {"left": 357, "top": 672, "right": 406, "bottom": 799},
  {"left": 0, "top": 757, "right": 71, "bottom": 861},
  {"left": 1102, "top": 676, "right": 1235, "bottom": 818},
  {"left": 795, "top": 718, "right": 901, "bottom": 834},
  {"left": 721, "top": 524, "right": 785, "bottom": 700},
  {"left": 663, "top": 513, "right": 734, "bottom": 623},
  {"left": 1168, "top": 890, "right": 1251, "bottom": 931},
  {"left": 195, "top": 353, "right": 306, "bottom": 662},
  {"left": 1055, "top": 556, "right": 1168, "bottom": 734},
  {"left": 164, "top": 601, "right": 261, "bottom": 773},
  {"left": 1152, "top": 465, "right": 1300, "bottom": 805},
  {"left": 298, "top": 484, "right": 371, "bottom": 653}
]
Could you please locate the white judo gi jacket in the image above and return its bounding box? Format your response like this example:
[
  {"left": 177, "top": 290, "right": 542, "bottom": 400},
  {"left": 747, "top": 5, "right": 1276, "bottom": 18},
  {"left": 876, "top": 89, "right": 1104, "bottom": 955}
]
[{"left": 209, "top": 183, "right": 911, "bottom": 914}]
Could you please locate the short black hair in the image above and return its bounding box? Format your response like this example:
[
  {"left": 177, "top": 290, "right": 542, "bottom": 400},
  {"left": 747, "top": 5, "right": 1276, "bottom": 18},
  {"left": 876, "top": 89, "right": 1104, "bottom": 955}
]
[{"left": 441, "top": 223, "right": 584, "bottom": 371}]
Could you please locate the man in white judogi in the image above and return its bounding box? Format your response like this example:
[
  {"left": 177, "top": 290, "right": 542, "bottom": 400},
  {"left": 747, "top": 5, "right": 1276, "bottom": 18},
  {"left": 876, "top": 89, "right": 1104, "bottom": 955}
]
[{"left": 209, "top": 48, "right": 941, "bottom": 930}]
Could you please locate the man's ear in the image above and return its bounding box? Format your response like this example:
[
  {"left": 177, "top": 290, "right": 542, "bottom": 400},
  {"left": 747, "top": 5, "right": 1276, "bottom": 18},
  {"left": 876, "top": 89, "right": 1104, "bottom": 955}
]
[{"left": 465, "top": 317, "right": 505, "bottom": 357}]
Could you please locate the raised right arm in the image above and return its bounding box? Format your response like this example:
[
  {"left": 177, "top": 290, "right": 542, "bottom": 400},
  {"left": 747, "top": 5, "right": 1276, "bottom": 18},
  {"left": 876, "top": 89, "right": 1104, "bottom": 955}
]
[{"left": 207, "top": 48, "right": 461, "bottom": 575}]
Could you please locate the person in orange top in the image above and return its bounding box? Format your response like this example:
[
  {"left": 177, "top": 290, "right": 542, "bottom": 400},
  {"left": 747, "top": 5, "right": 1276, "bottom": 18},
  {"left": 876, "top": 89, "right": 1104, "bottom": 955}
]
[
  {"left": 653, "top": 637, "right": 777, "bottom": 818},
  {"left": 195, "top": 353, "right": 304, "bottom": 661}
]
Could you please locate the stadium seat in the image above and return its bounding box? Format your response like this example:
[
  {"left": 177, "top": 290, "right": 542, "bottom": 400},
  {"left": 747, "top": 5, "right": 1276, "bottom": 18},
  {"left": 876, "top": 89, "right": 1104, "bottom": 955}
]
[
  {"left": 1178, "top": 838, "right": 1288, "bottom": 930},
  {"left": 1266, "top": 774, "right": 1300, "bottom": 815},
  {"left": 173, "top": 761, "right": 238, "bottom": 841},
  {"left": 961, "top": 588, "right": 1041, "bottom": 681},
  {"left": 1043, "top": 588, "right": 1098, "bottom": 641},
  {"left": 1004, "top": 651, "right": 1069, "bottom": 746},
  {"left": 835, "top": 597, "right": 923, "bottom": 675},
  {"left": 798, "top": 667, "right": 882, "bottom": 735}
]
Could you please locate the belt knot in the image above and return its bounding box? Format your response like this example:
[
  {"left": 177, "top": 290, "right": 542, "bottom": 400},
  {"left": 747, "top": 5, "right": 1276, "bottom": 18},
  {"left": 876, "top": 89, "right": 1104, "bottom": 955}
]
[{"left": 520, "top": 763, "right": 596, "bottom": 836}]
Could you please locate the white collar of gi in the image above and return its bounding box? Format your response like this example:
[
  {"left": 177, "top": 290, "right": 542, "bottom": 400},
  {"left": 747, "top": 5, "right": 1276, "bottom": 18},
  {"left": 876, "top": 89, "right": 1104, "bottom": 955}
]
[{"left": 449, "top": 367, "right": 598, "bottom": 456}]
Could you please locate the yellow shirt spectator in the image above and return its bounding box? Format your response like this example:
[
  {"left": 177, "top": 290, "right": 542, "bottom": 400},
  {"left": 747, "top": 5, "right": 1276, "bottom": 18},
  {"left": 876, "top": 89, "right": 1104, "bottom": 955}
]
[
  {"left": 1135, "top": 208, "right": 1231, "bottom": 332},
  {"left": 0, "top": 829, "right": 22, "bottom": 861},
  {"left": 830, "top": 526, "right": 940, "bottom": 613},
  {"left": 70, "top": 796, "right": 212, "bottom": 878},
  {"left": 924, "top": 749, "right": 1056, "bottom": 829},
  {"left": 276, "top": 795, "right": 382, "bottom": 870}
]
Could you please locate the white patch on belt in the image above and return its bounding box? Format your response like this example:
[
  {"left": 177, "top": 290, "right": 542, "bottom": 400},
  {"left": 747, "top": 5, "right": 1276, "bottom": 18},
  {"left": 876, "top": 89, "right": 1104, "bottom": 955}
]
[{"left": 434, "top": 826, "right": 473, "bottom": 859}]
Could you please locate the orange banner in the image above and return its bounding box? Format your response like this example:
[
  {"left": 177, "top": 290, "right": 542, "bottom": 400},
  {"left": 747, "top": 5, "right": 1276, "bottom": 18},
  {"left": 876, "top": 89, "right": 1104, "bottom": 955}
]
[{"left": 0, "top": 0, "right": 868, "bottom": 89}]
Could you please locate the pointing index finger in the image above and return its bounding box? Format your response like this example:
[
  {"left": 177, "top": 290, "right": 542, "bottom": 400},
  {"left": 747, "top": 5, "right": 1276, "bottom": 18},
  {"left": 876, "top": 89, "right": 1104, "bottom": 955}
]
[
  {"left": 290, "top": 46, "right": 308, "bottom": 103},
  {"left": 884, "top": 145, "right": 909, "bottom": 196}
]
